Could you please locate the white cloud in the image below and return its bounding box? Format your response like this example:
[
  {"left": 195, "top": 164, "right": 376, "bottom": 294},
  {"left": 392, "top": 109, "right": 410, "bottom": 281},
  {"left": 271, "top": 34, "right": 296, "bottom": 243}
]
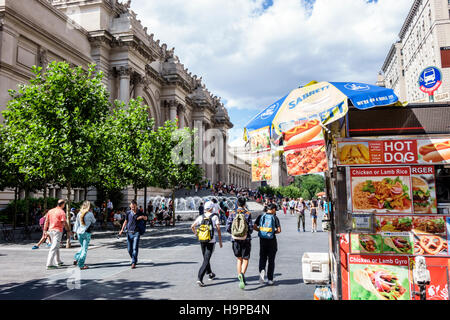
[{"left": 130, "top": 0, "right": 413, "bottom": 145}]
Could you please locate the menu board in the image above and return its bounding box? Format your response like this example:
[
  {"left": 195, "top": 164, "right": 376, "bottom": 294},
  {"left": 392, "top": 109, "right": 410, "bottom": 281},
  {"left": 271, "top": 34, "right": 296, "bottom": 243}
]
[
  {"left": 282, "top": 119, "right": 328, "bottom": 176},
  {"left": 348, "top": 255, "right": 411, "bottom": 300},
  {"left": 251, "top": 152, "right": 272, "bottom": 182},
  {"left": 348, "top": 166, "right": 437, "bottom": 215},
  {"left": 410, "top": 166, "right": 438, "bottom": 214},
  {"left": 284, "top": 140, "right": 328, "bottom": 176},
  {"left": 351, "top": 217, "right": 449, "bottom": 256},
  {"left": 349, "top": 166, "right": 413, "bottom": 214},
  {"left": 337, "top": 138, "right": 450, "bottom": 166},
  {"left": 248, "top": 126, "right": 271, "bottom": 153}
]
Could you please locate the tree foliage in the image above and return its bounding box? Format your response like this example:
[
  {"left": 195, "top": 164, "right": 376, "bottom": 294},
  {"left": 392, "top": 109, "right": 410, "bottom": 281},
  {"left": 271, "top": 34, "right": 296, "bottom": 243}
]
[
  {"left": 0, "top": 61, "right": 205, "bottom": 228},
  {"left": 258, "top": 174, "right": 325, "bottom": 200}
]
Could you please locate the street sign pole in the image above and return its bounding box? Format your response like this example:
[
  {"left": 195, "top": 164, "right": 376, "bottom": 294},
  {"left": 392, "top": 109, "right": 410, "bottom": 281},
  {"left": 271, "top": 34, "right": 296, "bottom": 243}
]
[{"left": 419, "top": 66, "right": 442, "bottom": 103}]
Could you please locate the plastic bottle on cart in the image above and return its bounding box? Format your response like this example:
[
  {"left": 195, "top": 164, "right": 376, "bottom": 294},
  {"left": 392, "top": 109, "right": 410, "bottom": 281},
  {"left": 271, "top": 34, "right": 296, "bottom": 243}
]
[{"left": 313, "top": 286, "right": 333, "bottom": 300}]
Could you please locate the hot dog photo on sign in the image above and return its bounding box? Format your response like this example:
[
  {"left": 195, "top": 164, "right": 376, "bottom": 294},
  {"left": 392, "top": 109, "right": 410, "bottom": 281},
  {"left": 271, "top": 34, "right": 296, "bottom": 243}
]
[
  {"left": 417, "top": 139, "right": 450, "bottom": 164},
  {"left": 282, "top": 118, "right": 323, "bottom": 147}
]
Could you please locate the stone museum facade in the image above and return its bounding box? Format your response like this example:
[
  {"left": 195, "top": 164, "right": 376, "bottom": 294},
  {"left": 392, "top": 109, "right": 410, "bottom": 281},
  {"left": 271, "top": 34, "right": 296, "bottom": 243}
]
[{"left": 0, "top": 0, "right": 251, "bottom": 208}]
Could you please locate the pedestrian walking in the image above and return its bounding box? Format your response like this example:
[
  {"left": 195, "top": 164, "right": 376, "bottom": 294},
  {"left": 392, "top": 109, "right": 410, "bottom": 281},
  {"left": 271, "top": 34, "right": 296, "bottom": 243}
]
[
  {"left": 198, "top": 202, "right": 204, "bottom": 216},
  {"left": 289, "top": 198, "right": 296, "bottom": 216},
  {"left": 119, "top": 200, "right": 148, "bottom": 269},
  {"left": 254, "top": 203, "right": 281, "bottom": 285},
  {"left": 73, "top": 201, "right": 96, "bottom": 270},
  {"left": 191, "top": 201, "right": 223, "bottom": 287},
  {"left": 226, "top": 197, "right": 253, "bottom": 290},
  {"left": 310, "top": 198, "right": 318, "bottom": 232},
  {"left": 295, "top": 198, "right": 306, "bottom": 232},
  {"left": 107, "top": 199, "right": 114, "bottom": 217},
  {"left": 32, "top": 210, "right": 51, "bottom": 249},
  {"left": 282, "top": 198, "right": 287, "bottom": 215},
  {"left": 43, "top": 199, "right": 72, "bottom": 269}
]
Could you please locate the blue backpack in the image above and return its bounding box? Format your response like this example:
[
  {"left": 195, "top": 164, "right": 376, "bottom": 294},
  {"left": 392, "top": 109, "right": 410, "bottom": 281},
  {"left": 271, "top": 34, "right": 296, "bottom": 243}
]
[{"left": 258, "top": 214, "right": 276, "bottom": 239}]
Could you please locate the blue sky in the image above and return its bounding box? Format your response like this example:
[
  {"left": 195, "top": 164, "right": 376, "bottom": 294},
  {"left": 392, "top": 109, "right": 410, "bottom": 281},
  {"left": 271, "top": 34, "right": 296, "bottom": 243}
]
[{"left": 130, "top": 0, "right": 413, "bottom": 144}]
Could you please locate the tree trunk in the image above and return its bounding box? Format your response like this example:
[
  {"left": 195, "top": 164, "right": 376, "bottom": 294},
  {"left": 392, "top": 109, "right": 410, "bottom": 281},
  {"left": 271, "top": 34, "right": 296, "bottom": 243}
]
[
  {"left": 84, "top": 187, "right": 88, "bottom": 201},
  {"left": 172, "top": 191, "right": 175, "bottom": 226},
  {"left": 13, "top": 187, "right": 18, "bottom": 230},
  {"left": 134, "top": 185, "right": 138, "bottom": 201},
  {"left": 144, "top": 186, "right": 147, "bottom": 215},
  {"left": 25, "top": 188, "right": 30, "bottom": 227},
  {"left": 66, "top": 183, "right": 72, "bottom": 248},
  {"left": 43, "top": 184, "right": 48, "bottom": 212}
]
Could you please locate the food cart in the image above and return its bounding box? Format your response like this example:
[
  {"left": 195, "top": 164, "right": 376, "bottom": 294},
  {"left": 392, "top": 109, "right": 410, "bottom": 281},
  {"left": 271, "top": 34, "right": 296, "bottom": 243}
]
[{"left": 323, "top": 101, "right": 450, "bottom": 300}]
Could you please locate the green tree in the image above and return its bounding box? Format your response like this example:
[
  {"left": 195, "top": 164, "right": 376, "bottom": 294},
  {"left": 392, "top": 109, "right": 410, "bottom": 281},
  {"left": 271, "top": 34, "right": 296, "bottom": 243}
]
[
  {"left": 2, "top": 62, "right": 111, "bottom": 245},
  {"left": 294, "top": 174, "right": 325, "bottom": 199},
  {"left": 149, "top": 121, "right": 204, "bottom": 225}
]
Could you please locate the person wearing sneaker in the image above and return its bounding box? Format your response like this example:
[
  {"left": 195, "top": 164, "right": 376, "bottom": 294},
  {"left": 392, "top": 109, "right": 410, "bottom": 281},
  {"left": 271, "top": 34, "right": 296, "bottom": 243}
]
[
  {"left": 119, "top": 200, "right": 148, "bottom": 269},
  {"left": 73, "top": 201, "right": 96, "bottom": 270},
  {"left": 295, "top": 198, "right": 306, "bottom": 232},
  {"left": 44, "top": 199, "right": 72, "bottom": 270},
  {"left": 254, "top": 203, "right": 281, "bottom": 286},
  {"left": 191, "top": 201, "right": 222, "bottom": 287},
  {"left": 226, "top": 197, "right": 254, "bottom": 290}
]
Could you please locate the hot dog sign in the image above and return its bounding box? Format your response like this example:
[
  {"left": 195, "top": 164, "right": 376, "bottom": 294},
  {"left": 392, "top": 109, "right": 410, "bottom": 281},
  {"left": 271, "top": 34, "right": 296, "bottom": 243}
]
[{"left": 337, "top": 138, "right": 450, "bottom": 166}]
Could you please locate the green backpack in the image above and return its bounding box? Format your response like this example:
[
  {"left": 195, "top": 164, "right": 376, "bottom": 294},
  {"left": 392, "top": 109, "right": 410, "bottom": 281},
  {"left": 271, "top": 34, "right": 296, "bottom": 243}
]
[{"left": 231, "top": 209, "right": 249, "bottom": 240}]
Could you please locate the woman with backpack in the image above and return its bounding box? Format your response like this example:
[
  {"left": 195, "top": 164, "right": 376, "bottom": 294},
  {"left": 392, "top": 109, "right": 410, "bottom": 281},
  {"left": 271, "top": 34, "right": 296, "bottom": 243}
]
[
  {"left": 191, "top": 201, "right": 223, "bottom": 287},
  {"left": 73, "top": 201, "right": 96, "bottom": 270},
  {"left": 254, "top": 203, "right": 281, "bottom": 285}
]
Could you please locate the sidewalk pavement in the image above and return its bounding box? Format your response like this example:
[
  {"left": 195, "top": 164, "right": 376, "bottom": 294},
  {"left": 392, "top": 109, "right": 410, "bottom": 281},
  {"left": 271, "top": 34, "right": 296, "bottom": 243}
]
[{"left": 0, "top": 205, "right": 330, "bottom": 300}]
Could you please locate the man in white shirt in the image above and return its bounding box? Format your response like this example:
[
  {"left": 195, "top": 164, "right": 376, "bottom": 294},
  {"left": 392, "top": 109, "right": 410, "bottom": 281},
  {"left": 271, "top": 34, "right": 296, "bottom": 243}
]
[{"left": 191, "top": 201, "right": 223, "bottom": 287}]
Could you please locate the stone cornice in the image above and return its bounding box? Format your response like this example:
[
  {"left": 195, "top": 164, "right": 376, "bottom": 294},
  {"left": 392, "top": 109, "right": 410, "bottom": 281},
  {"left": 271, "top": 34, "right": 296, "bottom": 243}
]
[
  {"left": 399, "top": 0, "right": 422, "bottom": 40},
  {"left": 0, "top": 61, "right": 35, "bottom": 81},
  {"left": 112, "top": 34, "right": 160, "bottom": 63},
  {"left": 145, "top": 64, "right": 166, "bottom": 86},
  {"left": 1, "top": 4, "right": 92, "bottom": 66},
  {"left": 381, "top": 42, "right": 399, "bottom": 73}
]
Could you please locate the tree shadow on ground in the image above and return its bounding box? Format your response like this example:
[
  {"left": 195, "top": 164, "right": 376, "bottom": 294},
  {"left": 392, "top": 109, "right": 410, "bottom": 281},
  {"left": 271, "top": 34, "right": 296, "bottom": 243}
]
[
  {"left": 86, "top": 260, "right": 197, "bottom": 269},
  {"left": 0, "top": 276, "right": 173, "bottom": 300},
  {"left": 103, "top": 227, "right": 234, "bottom": 251}
]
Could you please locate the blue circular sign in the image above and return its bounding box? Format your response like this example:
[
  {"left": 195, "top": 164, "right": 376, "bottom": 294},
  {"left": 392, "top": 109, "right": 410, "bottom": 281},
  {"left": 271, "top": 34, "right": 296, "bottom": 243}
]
[{"left": 418, "top": 66, "right": 442, "bottom": 94}]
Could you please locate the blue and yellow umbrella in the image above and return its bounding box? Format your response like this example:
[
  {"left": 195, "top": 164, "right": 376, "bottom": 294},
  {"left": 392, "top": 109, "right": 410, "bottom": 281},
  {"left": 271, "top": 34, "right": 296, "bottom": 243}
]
[
  {"left": 245, "top": 81, "right": 403, "bottom": 141},
  {"left": 245, "top": 81, "right": 404, "bottom": 180}
]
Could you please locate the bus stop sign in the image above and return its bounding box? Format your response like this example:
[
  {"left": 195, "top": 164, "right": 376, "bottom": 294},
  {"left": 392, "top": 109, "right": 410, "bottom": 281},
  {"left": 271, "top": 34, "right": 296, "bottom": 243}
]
[{"left": 418, "top": 66, "right": 442, "bottom": 99}]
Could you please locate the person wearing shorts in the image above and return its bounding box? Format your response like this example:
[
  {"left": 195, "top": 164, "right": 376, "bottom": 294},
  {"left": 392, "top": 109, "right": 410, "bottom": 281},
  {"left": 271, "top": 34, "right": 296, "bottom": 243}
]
[{"left": 226, "top": 197, "right": 254, "bottom": 289}]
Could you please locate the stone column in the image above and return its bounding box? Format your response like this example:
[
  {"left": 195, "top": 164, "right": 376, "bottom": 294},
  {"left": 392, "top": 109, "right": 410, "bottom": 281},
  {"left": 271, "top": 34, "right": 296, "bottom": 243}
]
[
  {"left": 134, "top": 74, "right": 144, "bottom": 99},
  {"left": 169, "top": 101, "right": 178, "bottom": 121},
  {"left": 118, "top": 66, "right": 131, "bottom": 103},
  {"left": 178, "top": 104, "right": 186, "bottom": 128},
  {"left": 194, "top": 119, "right": 204, "bottom": 165}
]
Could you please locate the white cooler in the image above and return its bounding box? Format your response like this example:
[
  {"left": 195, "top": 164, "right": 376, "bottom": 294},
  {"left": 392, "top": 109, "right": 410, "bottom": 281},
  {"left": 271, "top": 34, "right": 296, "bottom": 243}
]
[{"left": 302, "top": 252, "right": 330, "bottom": 284}]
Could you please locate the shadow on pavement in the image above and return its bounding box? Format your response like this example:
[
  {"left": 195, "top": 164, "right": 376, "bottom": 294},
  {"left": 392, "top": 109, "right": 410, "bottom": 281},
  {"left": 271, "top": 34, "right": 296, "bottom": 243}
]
[
  {"left": 0, "top": 277, "right": 173, "bottom": 300},
  {"left": 86, "top": 260, "right": 197, "bottom": 269},
  {"left": 55, "top": 279, "right": 173, "bottom": 300}
]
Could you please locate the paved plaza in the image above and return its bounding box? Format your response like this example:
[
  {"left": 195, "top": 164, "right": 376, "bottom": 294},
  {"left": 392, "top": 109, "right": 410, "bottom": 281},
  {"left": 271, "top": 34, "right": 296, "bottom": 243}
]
[{"left": 0, "top": 207, "right": 329, "bottom": 300}]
